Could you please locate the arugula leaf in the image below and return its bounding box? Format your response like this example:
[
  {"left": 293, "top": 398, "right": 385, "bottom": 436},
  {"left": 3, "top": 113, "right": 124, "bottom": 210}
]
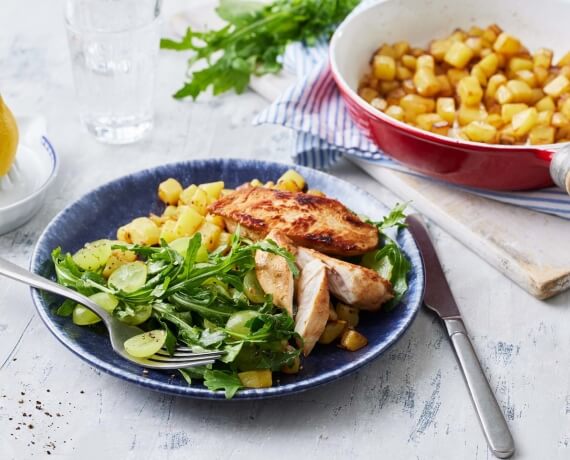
[
  {"left": 363, "top": 203, "right": 412, "bottom": 310},
  {"left": 55, "top": 299, "right": 76, "bottom": 317},
  {"left": 161, "top": 0, "right": 360, "bottom": 99},
  {"left": 203, "top": 369, "right": 243, "bottom": 399}
]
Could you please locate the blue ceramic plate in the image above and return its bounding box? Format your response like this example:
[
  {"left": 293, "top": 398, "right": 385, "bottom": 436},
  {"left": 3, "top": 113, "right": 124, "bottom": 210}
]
[{"left": 30, "top": 159, "right": 424, "bottom": 400}]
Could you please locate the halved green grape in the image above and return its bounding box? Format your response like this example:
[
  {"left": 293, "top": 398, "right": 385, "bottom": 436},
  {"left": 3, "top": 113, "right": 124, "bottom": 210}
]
[
  {"left": 108, "top": 261, "right": 147, "bottom": 293},
  {"left": 72, "top": 292, "right": 119, "bottom": 326},
  {"left": 169, "top": 237, "right": 209, "bottom": 261},
  {"left": 226, "top": 310, "right": 260, "bottom": 336},
  {"left": 72, "top": 239, "right": 113, "bottom": 271},
  {"left": 118, "top": 304, "right": 152, "bottom": 326},
  {"left": 124, "top": 330, "right": 167, "bottom": 358},
  {"left": 243, "top": 270, "right": 265, "bottom": 304}
]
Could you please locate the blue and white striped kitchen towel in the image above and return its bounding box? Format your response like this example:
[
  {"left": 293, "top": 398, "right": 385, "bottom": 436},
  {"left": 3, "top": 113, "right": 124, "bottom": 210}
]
[{"left": 253, "top": 41, "right": 570, "bottom": 220}]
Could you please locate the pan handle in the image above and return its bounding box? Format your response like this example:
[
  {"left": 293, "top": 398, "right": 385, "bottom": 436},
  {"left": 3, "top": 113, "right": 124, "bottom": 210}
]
[{"left": 550, "top": 144, "right": 570, "bottom": 195}]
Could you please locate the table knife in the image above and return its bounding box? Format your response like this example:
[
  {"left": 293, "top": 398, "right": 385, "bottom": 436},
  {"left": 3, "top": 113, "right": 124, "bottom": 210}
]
[{"left": 405, "top": 214, "right": 515, "bottom": 459}]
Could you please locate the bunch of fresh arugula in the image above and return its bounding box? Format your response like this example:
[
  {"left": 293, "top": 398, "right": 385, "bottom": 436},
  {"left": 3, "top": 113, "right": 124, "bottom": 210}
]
[{"left": 161, "top": 0, "right": 360, "bottom": 99}]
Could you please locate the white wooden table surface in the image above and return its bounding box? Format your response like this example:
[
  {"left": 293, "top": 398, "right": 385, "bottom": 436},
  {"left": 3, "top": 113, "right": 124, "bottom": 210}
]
[{"left": 1, "top": 1, "right": 569, "bottom": 459}]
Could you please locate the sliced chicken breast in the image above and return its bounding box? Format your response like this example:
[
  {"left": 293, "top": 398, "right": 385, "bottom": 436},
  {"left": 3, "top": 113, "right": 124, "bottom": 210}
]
[
  {"left": 254, "top": 231, "right": 296, "bottom": 316},
  {"left": 295, "top": 259, "right": 330, "bottom": 356},
  {"left": 296, "top": 247, "right": 393, "bottom": 311}
]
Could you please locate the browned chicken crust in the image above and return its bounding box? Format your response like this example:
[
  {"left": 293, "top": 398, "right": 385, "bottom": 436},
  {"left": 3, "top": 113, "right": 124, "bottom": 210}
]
[{"left": 209, "top": 186, "right": 379, "bottom": 256}]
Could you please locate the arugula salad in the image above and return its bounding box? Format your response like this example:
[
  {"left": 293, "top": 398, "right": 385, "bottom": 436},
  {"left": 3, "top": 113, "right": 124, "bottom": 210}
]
[{"left": 52, "top": 170, "right": 410, "bottom": 398}]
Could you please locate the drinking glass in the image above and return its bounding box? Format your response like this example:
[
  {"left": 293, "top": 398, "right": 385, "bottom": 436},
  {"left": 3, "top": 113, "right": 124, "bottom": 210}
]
[{"left": 65, "top": 0, "right": 162, "bottom": 144}]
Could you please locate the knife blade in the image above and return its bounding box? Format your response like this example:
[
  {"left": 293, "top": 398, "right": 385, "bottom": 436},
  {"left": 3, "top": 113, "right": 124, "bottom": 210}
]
[{"left": 405, "top": 214, "right": 515, "bottom": 459}]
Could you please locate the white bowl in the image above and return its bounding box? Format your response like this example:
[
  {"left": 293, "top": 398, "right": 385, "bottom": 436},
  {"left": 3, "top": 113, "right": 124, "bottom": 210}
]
[{"left": 0, "top": 117, "right": 58, "bottom": 235}]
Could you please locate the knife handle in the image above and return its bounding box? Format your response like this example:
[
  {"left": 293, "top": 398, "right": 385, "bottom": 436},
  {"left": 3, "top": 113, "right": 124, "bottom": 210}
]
[{"left": 444, "top": 318, "right": 515, "bottom": 458}]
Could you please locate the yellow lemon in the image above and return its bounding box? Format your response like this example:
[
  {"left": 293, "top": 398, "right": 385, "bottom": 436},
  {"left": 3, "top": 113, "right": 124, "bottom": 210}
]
[{"left": 0, "top": 95, "right": 19, "bottom": 176}]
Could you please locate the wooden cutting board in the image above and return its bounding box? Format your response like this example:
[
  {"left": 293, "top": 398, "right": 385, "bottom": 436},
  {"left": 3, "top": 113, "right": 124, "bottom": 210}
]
[{"left": 173, "top": 3, "right": 570, "bottom": 299}]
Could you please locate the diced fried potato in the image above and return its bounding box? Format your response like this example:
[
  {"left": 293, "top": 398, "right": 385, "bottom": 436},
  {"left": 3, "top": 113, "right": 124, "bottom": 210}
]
[
  {"left": 174, "top": 207, "right": 204, "bottom": 238},
  {"left": 189, "top": 187, "right": 209, "bottom": 215},
  {"left": 457, "top": 76, "right": 483, "bottom": 106},
  {"left": 417, "top": 55, "right": 435, "bottom": 71},
  {"left": 197, "top": 222, "right": 222, "bottom": 252},
  {"left": 430, "top": 39, "right": 451, "bottom": 61},
  {"left": 400, "top": 94, "right": 435, "bottom": 122},
  {"left": 536, "top": 110, "right": 553, "bottom": 126},
  {"left": 444, "top": 41, "right": 474, "bottom": 69},
  {"left": 371, "top": 97, "right": 388, "bottom": 111},
  {"left": 534, "top": 66, "right": 549, "bottom": 86},
  {"left": 103, "top": 254, "right": 125, "bottom": 278},
  {"left": 458, "top": 104, "right": 487, "bottom": 126},
  {"left": 127, "top": 217, "right": 160, "bottom": 246},
  {"left": 447, "top": 68, "right": 469, "bottom": 87},
  {"left": 199, "top": 181, "right": 224, "bottom": 200},
  {"left": 511, "top": 107, "right": 538, "bottom": 136},
  {"left": 238, "top": 370, "right": 272, "bottom": 388},
  {"left": 557, "top": 51, "right": 570, "bottom": 67},
  {"left": 501, "top": 103, "right": 528, "bottom": 123},
  {"left": 278, "top": 169, "right": 305, "bottom": 191},
  {"left": 468, "top": 25, "right": 484, "bottom": 37},
  {"left": 380, "top": 80, "right": 400, "bottom": 94},
  {"left": 318, "top": 320, "right": 348, "bottom": 345},
  {"left": 378, "top": 43, "right": 396, "bottom": 58},
  {"left": 529, "top": 88, "right": 545, "bottom": 105},
  {"left": 162, "top": 205, "right": 178, "bottom": 220},
  {"left": 436, "top": 75, "right": 453, "bottom": 97},
  {"left": 505, "top": 80, "right": 533, "bottom": 103},
  {"left": 413, "top": 68, "right": 441, "bottom": 96},
  {"left": 470, "top": 65, "right": 487, "bottom": 86},
  {"left": 159, "top": 219, "right": 177, "bottom": 244},
  {"left": 560, "top": 98, "right": 570, "bottom": 120},
  {"left": 336, "top": 303, "right": 360, "bottom": 328},
  {"left": 306, "top": 189, "right": 325, "bottom": 197},
  {"left": 478, "top": 53, "right": 499, "bottom": 77},
  {"left": 461, "top": 121, "right": 497, "bottom": 143},
  {"left": 436, "top": 97, "right": 456, "bottom": 123},
  {"left": 508, "top": 57, "right": 533, "bottom": 74},
  {"left": 393, "top": 41, "right": 410, "bottom": 58},
  {"left": 402, "top": 79, "right": 416, "bottom": 94},
  {"left": 465, "top": 37, "right": 483, "bottom": 55},
  {"left": 158, "top": 178, "right": 183, "bottom": 205},
  {"left": 117, "top": 225, "right": 131, "bottom": 243},
  {"left": 281, "top": 355, "right": 301, "bottom": 374},
  {"left": 416, "top": 113, "right": 444, "bottom": 132},
  {"left": 543, "top": 75, "right": 570, "bottom": 97},
  {"left": 515, "top": 70, "right": 537, "bottom": 88},
  {"left": 385, "top": 88, "right": 406, "bottom": 105},
  {"left": 275, "top": 179, "right": 301, "bottom": 192},
  {"left": 385, "top": 105, "right": 405, "bottom": 121},
  {"left": 552, "top": 112, "right": 569, "bottom": 128},
  {"left": 529, "top": 125, "right": 555, "bottom": 144},
  {"left": 179, "top": 184, "right": 198, "bottom": 205},
  {"left": 373, "top": 55, "right": 396, "bottom": 80},
  {"left": 401, "top": 54, "right": 417, "bottom": 71},
  {"left": 396, "top": 64, "right": 413, "bottom": 80},
  {"left": 216, "top": 231, "right": 232, "bottom": 251},
  {"left": 340, "top": 330, "right": 368, "bottom": 352},
  {"left": 359, "top": 87, "right": 379, "bottom": 103},
  {"left": 205, "top": 213, "right": 225, "bottom": 228},
  {"left": 533, "top": 48, "right": 553, "bottom": 69},
  {"left": 485, "top": 114, "right": 503, "bottom": 129},
  {"left": 493, "top": 33, "right": 521, "bottom": 55},
  {"left": 449, "top": 29, "right": 467, "bottom": 43}
]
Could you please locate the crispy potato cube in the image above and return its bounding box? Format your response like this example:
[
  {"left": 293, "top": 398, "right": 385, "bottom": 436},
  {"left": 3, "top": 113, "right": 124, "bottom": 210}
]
[
  {"left": 117, "top": 225, "right": 131, "bottom": 243},
  {"left": 501, "top": 103, "right": 528, "bottom": 123},
  {"left": 529, "top": 125, "right": 555, "bottom": 145},
  {"left": 470, "top": 65, "right": 487, "bottom": 86},
  {"left": 159, "top": 219, "right": 177, "bottom": 244},
  {"left": 436, "top": 97, "right": 456, "bottom": 123},
  {"left": 515, "top": 70, "right": 537, "bottom": 88},
  {"left": 238, "top": 370, "right": 272, "bottom": 388},
  {"left": 127, "top": 217, "right": 160, "bottom": 246},
  {"left": 512, "top": 107, "right": 538, "bottom": 136},
  {"left": 275, "top": 179, "right": 300, "bottom": 192},
  {"left": 468, "top": 25, "right": 484, "bottom": 37},
  {"left": 385, "top": 88, "right": 406, "bottom": 105},
  {"left": 413, "top": 68, "right": 441, "bottom": 96},
  {"left": 197, "top": 222, "right": 222, "bottom": 252},
  {"left": 205, "top": 213, "right": 225, "bottom": 228},
  {"left": 458, "top": 104, "right": 487, "bottom": 126},
  {"left": 416, "top": 113, "right": 445, "bottom": 132},
  {"left": 371, "top": 97, "right": 388, "bottom": 111},
  {"left": 533, "top": 48, "right": 553, "bottom": 68},
  {"left": 378, "top": 44, "right": 396, "bottom": 58},
  {"left": 373, "top": 55, "right": 396, "bottom": 81},
  {"left": 148, "top": 213, "right": 164, "bottom": 227},
  {"left": 179, "top": 184, "right": 198, "bottom": 205},
  {"left": 402, "top": 79, "right": 416, "bottom": 94},
  {"left": 483, "top": 24, "right": 502, "bottom": 44},
  {"left": 396, "top": 64, "right": 413, "bottom": 80},
  {"left": 189, "top": 186, "right": 209, "bottom": 215},
  {"left": 328, "top": 304, "right": 338, "bottom": 321},
  {"left": 359, "top": 87, "right": 379, "bottom": 103},
  {"left": 457, "top": 76, "right": 483, "bottom": 106},
  {"left": 174, "top": 207, "right": 204, "bottom": 238},
  {"left": 560, "top": 66, "right": 570, "bottom": 80},
  {"left": 493, "top": 33, "right": 521, "bottom": 55},
  {"left": 543, "top": 75, "right": 570, "bottom": 97},
  {"left": 430, "top": 39, "right": 451, "bottom": 61},
  {"left": 318, "top": 320, "right": 348, "bottom": 345},
  {"left": 278, "top": 169, "right": 305, "bottom": 190},
  {"left": 485, "top": 114, "right": 503, "bottom": 129},
  {"left": 485, "top": 74, "right": 507, "bottom": 104},
  {"left": 529, "top": 88, "right": 545, "bottom": 106},
  {"left": 336, "top": 303, "right": 360, "bottom": 328},
  {"left": 249, "top": 179, "right": 263, "bottom": 187},
  {"left": 465, "top": 37, "right": 483, "bottom": 55},
  {"left": 281, "top": 354, "right": 301, "bottom": 374},
  {"left": 557, "top": 51, "right": 570, "bottom": 67},
  {"left": 478, "top": 53, "right": 499, "bottom": 77},
  {"left": 444, "top": 41, "right": 474, "bottom": 69},
  {"left": 505, "top": 80, "right": 533, "bottom": 103},
  {"left": 461, "top": 121, "right": 497, "bottom": 143},
  {"left": 158, "top": 178, "right": 183, "bottom": 205},
  {"left": 385, "top": 105, "right": 405, "bottom": 121},
  {"left": 561, "top": 98, "right": 570, "bottom": 120},
  {"left": 536, "top": 110, "right": 553, "bottom": 126},
  {"left": 162, "top": 205, "right": 178, "bottom": 220},
  {"left": 534, "top": 66, "right": 549, "bottom": 86},
  {"left": 102, "top": 254, "right": 125, "bottom": 278},
  {"left": 450, "top": 29, "right": 467, "bottom": 43},
  {"left": 340, "top": 329, "right": 368, "bottom": 352},
  {"left": 436, "top": 75, "right": 453, "bottom": 97},
  {"left": 552, "top": 112, "right": 570, "bottom": 128},
  {"left": 401, "top": 54, "right": 417, "bottom": 71},
  {"left": 216, "top": 231, "right": 232, "bottom": 251},
  {"left": 199, "top": 181, "right": 224, "bottom": 200},
  {"left": 447, "top": 68, "right": 469, "bottom": 87},
  {"left": 417, "top": 55, "right": 435, "bottom": 71},
  {"left": 400, "top": 94, "right": 435, "bottom": 122},
  {"left": 508, "top": 57, "right": 533, "bottom": 73},
  {"left": 393, "top": 41, "right": 410, "bottom": 58},
  {"left": 380, "top": 80, "right": 400, "bottom": 94},
  {"left": 498, "top": 126, "right": 516, "bottom": 144}
]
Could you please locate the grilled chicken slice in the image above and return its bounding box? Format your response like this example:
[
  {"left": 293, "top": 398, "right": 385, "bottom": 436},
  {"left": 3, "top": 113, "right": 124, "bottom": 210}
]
[
  {"left": 254, "top": 231, "right": 296, "bottom": 316},
  {"left": 295, "top": 259, "right": 330, "bottom": 356},
  {"left": 209, "top": 186, "right": 378, "bottom": 256},
  {"left": 297, "top": 247, "right": 393, "bottom": 311}
]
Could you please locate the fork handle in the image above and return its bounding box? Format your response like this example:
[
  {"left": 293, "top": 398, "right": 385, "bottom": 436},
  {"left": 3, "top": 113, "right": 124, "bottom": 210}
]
[
  {"left": 0, "top": 256, "right": 109, "bottom": 319},
  {"left": 444, "top": 318, "right": 515, "bottom": 458}
]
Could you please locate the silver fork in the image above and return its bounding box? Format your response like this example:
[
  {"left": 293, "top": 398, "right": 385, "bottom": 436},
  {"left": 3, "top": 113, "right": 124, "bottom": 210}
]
[{"left": 0, "top": 256, "right": 223, "bottom": 370}]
